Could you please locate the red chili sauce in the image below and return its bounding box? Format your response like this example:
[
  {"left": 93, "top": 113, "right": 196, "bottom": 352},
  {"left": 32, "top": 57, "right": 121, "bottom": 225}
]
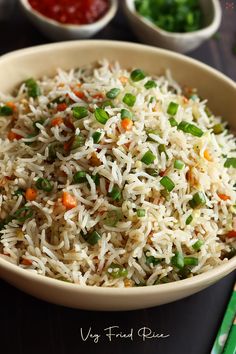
[{"left": 28, "top": 0, "right": 110, "bottom": 25}]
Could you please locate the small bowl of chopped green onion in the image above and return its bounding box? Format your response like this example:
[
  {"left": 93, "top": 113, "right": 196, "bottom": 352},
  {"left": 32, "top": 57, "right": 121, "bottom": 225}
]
[{"left": 123, "top": 0, "right": 222, "bottom": 53}]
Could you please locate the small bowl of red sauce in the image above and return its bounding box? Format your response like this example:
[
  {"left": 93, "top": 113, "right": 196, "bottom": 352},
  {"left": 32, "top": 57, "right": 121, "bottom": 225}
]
[{"left": 19, "top": 0, "right": 118, "bottom": 40}]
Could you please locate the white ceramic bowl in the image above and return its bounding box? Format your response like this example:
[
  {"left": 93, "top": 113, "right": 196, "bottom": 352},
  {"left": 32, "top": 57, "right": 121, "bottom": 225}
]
[
  {"left": 0, "top": 41, "right": 235, "bottom": 311},
  {"left": 19, "top": 0, "right": 118, "bottom": 40},
  {"left": 123, "top": 0, "right": 222, "bottom": 53}
]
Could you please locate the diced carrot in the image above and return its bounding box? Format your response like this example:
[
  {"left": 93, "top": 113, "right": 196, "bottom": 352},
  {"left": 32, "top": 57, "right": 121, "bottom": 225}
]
[
  {"left": 21, "top": 258, "right": 33, "bottom": 266},
  {"left": 51, "top": 117, "right": 63, "bottom": 126},
  {"left": 6, "top": 101, "right": 16, "bottom": 111},
  {"left": 57, "top": 103, "right": 67, "bottom": 112},
  {"left": 218, "top": 193, "right": 231, "bottom": 201},
  {"left": 226, "top": 230, "right": 236, "bottom": 238},
  {"left": 62, "top": 192, "right": 77, "bottom": 210},
  {"left": 119, "top": 76, "right": 128, "bottom": 84},
  {"left": 25, "top": 188, "right": 37, "bottom": 201},
  {"left": 92, "top": 93, "right": 104, "bottom": 100},
  {"left": 74, "top": 91, "right": 85, "bottom": 100},
  {"left": 7, "top": 130, "right": 22, "bottom": 141},
  {"left": 121, "top": 118, "right": 133, "bottom": 131},
  {"left": 203, "top": 149, "right": 212, "bottom": 161}
]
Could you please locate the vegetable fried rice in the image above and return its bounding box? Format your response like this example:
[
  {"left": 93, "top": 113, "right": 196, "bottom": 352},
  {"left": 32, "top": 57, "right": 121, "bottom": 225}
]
[{"left": 0, "top": 60, "right": 235, "bottom": 287}]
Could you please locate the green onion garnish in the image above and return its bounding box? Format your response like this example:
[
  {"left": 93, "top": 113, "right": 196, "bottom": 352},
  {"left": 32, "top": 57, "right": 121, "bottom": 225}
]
[
  {"left": 146, "top": 168, "right": 159, "bottom": 177},
  {"left": 137, "top": 209, "right": 146, "bottom": 217},
  {"left": 92, "top": 131, "right": 102, "bottom": 143},
  {"left": 174, "top": 160, "right": 185, "bottom": 170},
  {"left": 130, "top": 69, "right": 146, "bottom": 82},
  {"left": 171, "top": 252, "right": 184, "bottom": 269},
  {"left": 212, "top": 123, "right": 224, "bottom": 135},
  {"left": 83, "top": 231, "right": 101, "bottom": 245},
  {"left": 71, "top": 134, "right": 85, "bottom": 150},
  {"left": 101, "top": 100, "right": 114, "bottom": 109},
  {"left": 224, "top": 158, "right": 236, "bottom": 168},
  {"left": 91, "top": 173, "right": 100, "bottom": 186},
  {"left": 14, "top": 188, "right": 25, "bottom": 196},
  {"left": 123, "top": 93, "right": 136, "bottom": 107},
  {"left": 178, "top": 121, "right": 204, "bottom": 137},
  {"left": 14, "top": 206, "right": 34, "bottom": 222},
  {"left": 145, "top": 253, "right": 160, "bottom": 266},
  {"left": 72, "top": 106, "right": 88, "bottom": 120},
  {"left": 104, "top": 210, "right": 122, "bottom": 227},
  {"left": 189, "top": 191, "right": 206, "bottom": 208},
  {"left": 35, "top": 178, "right": 53, "bottom": 192},
  {"left": 94, "top": 108, "right": 109, "bottom": 124},
  {"left": 121, "top": 108, "right": 133, "bottom": 120},
  {"left": 25, "top": 78, "right": 41, "bottom": 98},
  {"left": 144, "top": 80, "right": 157, "bottom": 89},
  {"left": 109, "top": 186, "right": 122, "bottom": 201},
  {"left": 186, "top": 215, "right": 193, "bottom": 225},
  {"left": 160, "top": 176, "right": 175, "bottom": 192},
  {"left": 73, "top": 171, "right": 87, "bottom": 184},
  {"left": 107, "top": 263, "right": 128, "bottom": 278},
  {"left": 169, "top": 117, "right": 178, "bottom": 127},
  {"left": 0, "top": 105, "right": 13, "bottom": 116},
  {"left": 167, "top": 102, "right": 179, "bottom": 116},
  {"left": 158, "top": 144, "right": 168, "bottom": 159},
  {"left": 192, "top": 240, "right": 204, "bottom": 251},
  {"left": 184, "top": 257, "right": 198, "bottom": 266},
  {"left": 141, "top": 150, "right": 156, "bottom": 165},
  {"left": 106, "top": 88, "right": 120, "bottom": 99}
]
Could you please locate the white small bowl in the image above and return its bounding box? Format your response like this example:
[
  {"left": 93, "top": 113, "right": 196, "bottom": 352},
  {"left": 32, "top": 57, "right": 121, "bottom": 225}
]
[
  {"left": 19, "top": 0, "right": 118, "bottom": 41},
  {"left": 123, "top": 0, "right": 222, "bottom": 53}
]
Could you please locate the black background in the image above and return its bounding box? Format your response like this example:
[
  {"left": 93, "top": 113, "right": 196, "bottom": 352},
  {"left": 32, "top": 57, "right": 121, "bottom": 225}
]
[{"left": 0, "top": 2, "right": 236, "bottom": 354}]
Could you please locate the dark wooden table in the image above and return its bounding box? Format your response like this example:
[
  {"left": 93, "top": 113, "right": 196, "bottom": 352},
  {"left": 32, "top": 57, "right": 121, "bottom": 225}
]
[{"left": 0, "top": 2, "right": 236, "bottom": 354}]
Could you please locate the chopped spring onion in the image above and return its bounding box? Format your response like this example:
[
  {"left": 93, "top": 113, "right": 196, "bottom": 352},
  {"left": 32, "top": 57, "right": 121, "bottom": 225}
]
[
  {"left": 106, "top": 88, "right": 120, "bottom": 99},
  {"left": 130, "top": 69, "right": 146, "bottom": 82},
  {"left": 14, "top": 206, "right": 34, "bottom": 222},
  {"left": 174, "top": 159, "right": 185, "bottom": 170},
  {"left": 160, "top": 176, "right": 175, "bottom": 192},
  {"left": 158, "top": 144, "right": 168, "bottom": 159},
  {"left": 141, "top": 150, "right": 156, "bottom": 165},
  {"left": 92, "top": 131, "right": 102, "bottom": 143},
  {"left": 107, "top": 263, "right": 128, "bottom": 278},
  {"left": 123, "top": 93, "right": 136, "bottom": 107},
  {"left": 145, "top": 252, "right": 160, "bottom": 266},
  {"left": 186, "top": 215, "right": 193, "bottom": 225},
  {"left": 14, "top": 188, "right": 25, "bottom": 196},
  {"left": 169, "top": 117, "right": 178, "bottom": 127},
  {"left": 184, "top": 257, "right": 199, "bottom": 266},
  {"left": 25, "top": 78, "right": 41, "bottom": 98},
  {"left": 35, "top": 178, "right": 53, "bottom": 192},
  {"left": 178, "top": 121, "right": 204, "bottom": 137},
  {"left": 171, "top": 252, "right": 184, "bottom": 269},
  {"left": 101, "top": 100, "right": 114, "bottom": 109},
  {"left": 192, "top": 240, "right": 204, "bottom": 251},
  {"left": 189, "top": 191, "right": 206, "bottom": 208},
  {"left": 71, "top": 134, "right": 85, "bottom": 149},
  {"left": 167, "top": 102, "right": 179, "bottom": 116},
  {"left": 91, "top": 173, "right": 100, "bottom": 186},
  {"left": 137, "top": 209, "right": 146, "bottom": 217},
  {"left": 109, "top": 186, "right": 122, "bottom": 201},
  {"left": 213, "top": 123, "right": 224, "bottom": 135},
  {"left": 104, "top": 210, "right": 122, "bottom": 227},
  {"left": 72, "top": 106, "right": 88, "bottom": 120},
  {"left": 121, "top": 108, "right": 133, "bottom": 120},
  {"left": 146, "top": 168, "right": 159, "bottom": 177},
  {"left": 73, "top": 171, "right": 87, "bottom": 184},
  {"left": 224, "top": 158, "right": 236, "bottom": 168},
  {"left": 144, "top": 80, "right": 157, "bottom": 89},
  {"left": 94, "top": 108, "right": 109, "bottom": 124},
  {"left": 0, "top": 105, "right": 13, "bottom": 116},
  {"left": 83, "top": 231, "right": 101, "bottom": 245}
]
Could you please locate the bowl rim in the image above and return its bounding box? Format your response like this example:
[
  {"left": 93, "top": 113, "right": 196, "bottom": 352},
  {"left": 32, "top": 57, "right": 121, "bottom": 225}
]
[
  {"left": 19, "top": 0, "right": 118, "bottom": 30},
  {"left": 0, "top": 39, "right": 235, "bottom": 296},
  {"left": 124, "top": 0, "right": 222, "bottom": 38}
]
